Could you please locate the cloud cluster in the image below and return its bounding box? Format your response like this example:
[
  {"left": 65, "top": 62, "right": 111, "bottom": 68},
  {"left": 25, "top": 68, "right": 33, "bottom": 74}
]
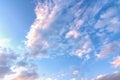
[
  {"left": 25, "top": 0, "right": 95, "bottom": 59},
  {"left": 25, "top": 0, "right": 120, "bottom": 60},
  {"left": 2, "top": 57, "right": 39, "bottom": 80},
  {"left": 0, "top": 38, "right": 38, "bottom": 80}
]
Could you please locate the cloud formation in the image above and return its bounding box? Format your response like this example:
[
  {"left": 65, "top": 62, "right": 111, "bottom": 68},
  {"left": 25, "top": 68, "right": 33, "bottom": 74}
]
[
  {"left": 25, "top": 0, "right": 59, "bottom": 58},
  {"left": 25, "top": 0, "right": 120, "bottom": 60}
]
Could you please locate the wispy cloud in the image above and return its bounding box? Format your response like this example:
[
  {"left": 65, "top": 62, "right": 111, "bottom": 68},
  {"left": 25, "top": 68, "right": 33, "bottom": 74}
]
[
  {"left": 25, "top": 0, "right": 120, "bottom": 60},
  {"left": 111, "top": 56, "right": 120, "bottom": 68},
  {"left": 95, "top": 40, "right": 120, "bottom": 58}
]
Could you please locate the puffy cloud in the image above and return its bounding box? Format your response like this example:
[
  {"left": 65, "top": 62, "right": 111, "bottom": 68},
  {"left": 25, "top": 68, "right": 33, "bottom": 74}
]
[
  {"left": 25, "top": 0, "right": 94, "bottom": 58},
  {"left": 25, "top": 0, "right": 59, "bottom": 58},
  {"left": 111, "top": 56, "right": 120, "bottom": 68},
  {"left": 94, "top": 72, "right": 120, "bottom": 80}
]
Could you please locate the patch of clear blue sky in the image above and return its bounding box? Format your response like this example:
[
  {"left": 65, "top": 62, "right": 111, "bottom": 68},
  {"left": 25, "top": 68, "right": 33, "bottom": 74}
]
[{"left": 0, "top": 0, "right": 35, "bottom": 45}]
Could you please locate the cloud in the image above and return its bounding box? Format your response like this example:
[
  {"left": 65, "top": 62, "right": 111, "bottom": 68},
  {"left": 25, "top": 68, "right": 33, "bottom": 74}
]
[
  {"left": 11, "top": 70, "right": 38, "bottom": 80},
  {"left": 95, "top": 7, "right": 120, "bottom": 33},
  {"left": 0, "top": 38, "right": 11, "bottom": 48},
  {"left": 25, "top": 0, "right": 120, "bottom": 61},
  {"left": 93, "top": 72, "right": 120, "bottom": 80},
  {"left": 25, "top": 0, "right": 59, "bottom": 58},
  {"left": 0, "top": 45, "right": 39, "bottom": 80},
  {"left": 95, "top": 40, "right": 120, "bottom": 58},
  {"left": 72, "top": 35, "right": 92, "bottom": 58},
  {"left": 111, "top": 56, "right": 120, "bottom": 68},
  {"left": 73, "top": 70, "right": 79, "bottom": 75},
  {"left": 70, "top": 78, "right": 76, "bottom": 80},
  {"left": 4, "top": 57, "right": 39, "bottom": 80},
  {"left": 65, "top": 30, "right": 79, "bottom": 39},
  {"left": 46, "top": 78, "right": 54, "bottom": 80},
  {"left": 0, "top": 47, "right": 17, "bottom": 78}
]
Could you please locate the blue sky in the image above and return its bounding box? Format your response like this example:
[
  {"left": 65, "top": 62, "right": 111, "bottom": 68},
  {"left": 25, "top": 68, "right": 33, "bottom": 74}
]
[{"left": 0, "top": 0, "right": 120, "bottom": 80}]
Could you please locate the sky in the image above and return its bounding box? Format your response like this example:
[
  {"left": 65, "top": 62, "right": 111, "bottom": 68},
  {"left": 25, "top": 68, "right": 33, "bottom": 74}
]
[{"left": 0, "top": 0, "right": 120, "bottom": 80}]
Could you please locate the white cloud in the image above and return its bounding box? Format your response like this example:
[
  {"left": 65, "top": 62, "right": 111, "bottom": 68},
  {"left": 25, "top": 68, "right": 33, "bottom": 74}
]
[
  {"left": 106, "top": 17, "right": 120, "bottom": 33},
  {"left": 65, "top": 30, "right": 79, "bottom": 39},
  {"left": 100, "top": 7, "right": 117, "bottom": 19},
  {"left": 70, "top": 78, "right": 76, "bottom": 80},
  {"left": 93, "top": 72, "right": 120, "bottom": 80},
  {"left": 74, "top": 48, "right": 91, "bottom": 58},
  {"left": 72, "top": 35, "right": 92, "bottom": 58},
  {"left": 0, "top": 38, "right": 11, "bottom": 48},
  {"left": 73, "top": 70, "right": 79, "bottom": 75},
  {"left": 111, "top": 56, "right": 120, "bottom": 68},
  {"left": 95, "top": 6, "right": 120, "bottom": 34}
]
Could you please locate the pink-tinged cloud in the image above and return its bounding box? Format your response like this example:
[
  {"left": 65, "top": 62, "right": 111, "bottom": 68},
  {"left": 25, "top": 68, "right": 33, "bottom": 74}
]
[
  {"left": 95, "top": 41, "right": 120, "bottom": 58},
  {"left": 11, "top": 70, "right": 38, "bottom": 80},
  {"left": 25, "top": 1, "right": 58, "bottom": 57},
  {"left": 111, "top": 56, "right": 120, "bottom": 68}
]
